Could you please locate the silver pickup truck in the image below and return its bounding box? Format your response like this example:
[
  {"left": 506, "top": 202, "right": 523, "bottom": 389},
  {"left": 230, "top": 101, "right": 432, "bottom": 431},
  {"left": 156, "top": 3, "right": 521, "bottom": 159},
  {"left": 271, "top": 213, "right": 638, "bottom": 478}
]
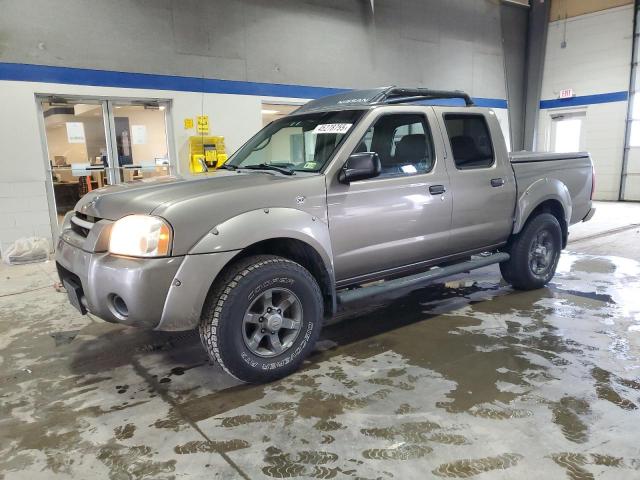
[{"left": 56, "top": 87, "right": 595, "bottom": 382}]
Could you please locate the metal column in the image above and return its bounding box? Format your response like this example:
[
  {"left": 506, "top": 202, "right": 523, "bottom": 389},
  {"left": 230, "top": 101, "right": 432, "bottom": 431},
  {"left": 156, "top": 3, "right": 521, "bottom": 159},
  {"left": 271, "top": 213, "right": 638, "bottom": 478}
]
[{"left": 619, "top": 0, "right": 640, "bottom": 201}]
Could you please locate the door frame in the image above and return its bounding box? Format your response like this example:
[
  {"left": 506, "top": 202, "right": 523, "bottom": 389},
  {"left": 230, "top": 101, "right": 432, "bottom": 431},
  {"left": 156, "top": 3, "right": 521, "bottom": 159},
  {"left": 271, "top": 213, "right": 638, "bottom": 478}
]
[
  {"left": 325, "top": 106, "right": 453, "bottom": 285},
  {"left": 546, "top": 107, "right": 587, "bottom": 153},
  {"left": 35, "top": 94, "right": 176, "bottom": 240},
  {"left": 105, "top": 99, "right": 176, "bottom": 183}
]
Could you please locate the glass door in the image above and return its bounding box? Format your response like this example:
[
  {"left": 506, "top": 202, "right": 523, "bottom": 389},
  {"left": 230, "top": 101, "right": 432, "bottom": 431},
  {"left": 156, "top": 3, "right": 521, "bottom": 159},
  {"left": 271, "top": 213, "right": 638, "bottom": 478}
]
[
  {"left": 41, "top": 99, "right": 112, "bottom": 222},
  {"left": 39, "top": 97, "right": 174, "bottom": 225},
  {"left": 107, "top": 101, "right": 172, "bottom": 183}
]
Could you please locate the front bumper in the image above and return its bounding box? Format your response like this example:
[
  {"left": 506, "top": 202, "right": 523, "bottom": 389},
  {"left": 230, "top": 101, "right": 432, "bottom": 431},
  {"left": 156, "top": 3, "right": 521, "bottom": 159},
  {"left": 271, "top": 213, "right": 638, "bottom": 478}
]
[
  {"left": 55, "top": 232, "right": 239, "bottom": 330},
  {"left": 56, "top": 235, "right": 183, "bottom": 329}
]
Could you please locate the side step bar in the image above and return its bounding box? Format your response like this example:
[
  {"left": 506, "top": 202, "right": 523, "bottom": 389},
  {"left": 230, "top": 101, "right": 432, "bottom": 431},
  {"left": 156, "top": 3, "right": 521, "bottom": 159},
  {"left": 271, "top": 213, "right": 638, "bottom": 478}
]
[{"left": 337, "top": 252, "right": 510, "bottom": 305}]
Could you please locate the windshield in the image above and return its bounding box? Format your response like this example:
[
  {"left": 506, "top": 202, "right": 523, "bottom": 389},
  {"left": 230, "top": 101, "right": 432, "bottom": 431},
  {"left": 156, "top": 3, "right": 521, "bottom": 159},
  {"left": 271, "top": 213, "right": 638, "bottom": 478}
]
[{"left": 227, "top": 110, "right": 364, "bottom": 172}]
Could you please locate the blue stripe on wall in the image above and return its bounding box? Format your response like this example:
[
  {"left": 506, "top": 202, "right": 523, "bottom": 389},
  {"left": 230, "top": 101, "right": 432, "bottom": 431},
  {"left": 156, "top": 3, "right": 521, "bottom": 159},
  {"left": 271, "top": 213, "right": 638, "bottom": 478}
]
[
  {"left": 473, "top": 98, "right": 509, "bottom": 109},
  {"left": 0, "top": 62, "right": 347, "bottom": 99},
  {"left": 0, "top": 62, "right": 509, "bottom": 108},
  {"left": 419, "top": 97, "right": 508, "bottom": 108},
  {"left": 540, "top": 91, "right": 629, "bottom": 109}
]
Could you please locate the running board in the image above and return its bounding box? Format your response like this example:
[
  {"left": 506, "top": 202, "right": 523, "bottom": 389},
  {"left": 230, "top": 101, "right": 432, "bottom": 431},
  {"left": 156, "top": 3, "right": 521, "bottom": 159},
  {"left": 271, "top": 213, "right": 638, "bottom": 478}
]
[{"left": 337, "top": 252, "right": 510, "bottom": 305}]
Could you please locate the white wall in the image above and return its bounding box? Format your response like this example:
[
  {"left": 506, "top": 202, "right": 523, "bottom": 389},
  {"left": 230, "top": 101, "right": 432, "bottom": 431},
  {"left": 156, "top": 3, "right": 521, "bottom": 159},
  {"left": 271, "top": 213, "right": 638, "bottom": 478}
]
[
  {"left": 0, "top": 80, "right": 262, "bottom": 254},
  {"left": 537, "top": 5, "right": 634, "bottom": 200}
]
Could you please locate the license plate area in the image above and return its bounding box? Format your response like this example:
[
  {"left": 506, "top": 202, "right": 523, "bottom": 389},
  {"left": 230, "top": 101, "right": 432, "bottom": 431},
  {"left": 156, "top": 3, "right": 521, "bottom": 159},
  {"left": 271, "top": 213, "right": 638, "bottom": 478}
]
[{"left": 62, "top": 277, "right": 87, "bottom": 315}]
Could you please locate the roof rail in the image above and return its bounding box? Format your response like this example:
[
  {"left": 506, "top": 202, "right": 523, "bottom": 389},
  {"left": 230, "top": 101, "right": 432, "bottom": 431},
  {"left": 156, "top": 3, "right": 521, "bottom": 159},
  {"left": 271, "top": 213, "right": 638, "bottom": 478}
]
[
  {"left": 372, "top": 87, "right": 475, "bottom": 106},
  {"left": 293, "top": 86, "right": 474, "bottom": 114}
]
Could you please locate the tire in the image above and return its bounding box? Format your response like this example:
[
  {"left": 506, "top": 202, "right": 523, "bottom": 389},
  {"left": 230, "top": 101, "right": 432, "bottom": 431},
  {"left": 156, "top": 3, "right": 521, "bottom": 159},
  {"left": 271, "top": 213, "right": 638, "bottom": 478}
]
[
  {"left": 199, "top": 254, "right": 323, "bottom": 383},
  {"left": 500, "top": 213, "right": 562, "bottom": 291}
]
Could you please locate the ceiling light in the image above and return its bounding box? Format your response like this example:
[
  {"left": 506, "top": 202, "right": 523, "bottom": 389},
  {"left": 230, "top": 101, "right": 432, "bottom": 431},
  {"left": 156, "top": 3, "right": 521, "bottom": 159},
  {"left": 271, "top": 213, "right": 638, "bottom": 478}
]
[
  {"left": 159, "top": 105, "right": 166, "bottom": 111},
  {"left": 261, "top": 109, "right": 280, "bottom": 115}
]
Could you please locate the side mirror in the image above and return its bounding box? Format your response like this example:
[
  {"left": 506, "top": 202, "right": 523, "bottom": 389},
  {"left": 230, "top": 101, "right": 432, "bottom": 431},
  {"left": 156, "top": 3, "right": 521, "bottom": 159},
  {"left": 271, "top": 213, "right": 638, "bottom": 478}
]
[{"left": 338, "top": 152, "right": 381, "bottom": 184}]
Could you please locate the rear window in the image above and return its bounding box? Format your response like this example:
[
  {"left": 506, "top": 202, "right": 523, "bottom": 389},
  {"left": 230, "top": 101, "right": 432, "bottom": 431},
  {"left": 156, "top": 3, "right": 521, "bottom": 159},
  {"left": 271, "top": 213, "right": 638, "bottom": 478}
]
[{"left": 444, "top": 114, "right": 494, "bottom": 169}]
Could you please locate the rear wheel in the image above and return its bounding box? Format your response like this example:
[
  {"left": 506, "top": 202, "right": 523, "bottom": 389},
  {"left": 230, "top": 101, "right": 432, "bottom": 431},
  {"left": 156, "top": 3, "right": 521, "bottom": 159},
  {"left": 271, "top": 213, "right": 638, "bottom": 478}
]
[
  {"left": 199, "top": 255, "right": 323, "bottom": 383},
  {"left": 500, "top": 213, "right": 562, "bottom": 290}
]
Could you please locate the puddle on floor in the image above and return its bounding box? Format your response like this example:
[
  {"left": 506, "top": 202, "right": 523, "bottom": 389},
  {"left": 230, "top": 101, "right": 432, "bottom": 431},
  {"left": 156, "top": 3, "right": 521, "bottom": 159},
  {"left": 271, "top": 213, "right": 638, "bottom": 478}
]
[{"left": 2, "top": 252, "right": 640, "bottom": 478}]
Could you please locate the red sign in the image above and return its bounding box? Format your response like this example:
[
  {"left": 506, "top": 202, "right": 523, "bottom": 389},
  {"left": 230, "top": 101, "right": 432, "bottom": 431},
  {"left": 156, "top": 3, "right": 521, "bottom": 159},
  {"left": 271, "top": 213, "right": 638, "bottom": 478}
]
[{"left": 559, "top": 89, "right": 574, "bottom": 99}]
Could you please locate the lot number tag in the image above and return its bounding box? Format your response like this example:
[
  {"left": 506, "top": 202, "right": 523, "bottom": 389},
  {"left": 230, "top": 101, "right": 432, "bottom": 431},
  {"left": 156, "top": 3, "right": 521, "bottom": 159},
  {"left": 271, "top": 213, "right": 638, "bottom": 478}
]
[{"left": 313, "top": 123, "right": 352, "bottom": 134}]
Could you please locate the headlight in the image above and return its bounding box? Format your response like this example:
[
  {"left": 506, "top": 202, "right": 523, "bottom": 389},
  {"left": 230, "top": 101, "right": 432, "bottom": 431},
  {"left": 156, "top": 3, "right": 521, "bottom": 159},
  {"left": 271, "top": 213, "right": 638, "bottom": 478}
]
[{"left": 109, "top": 215, "right": 172, "bottom": 257}]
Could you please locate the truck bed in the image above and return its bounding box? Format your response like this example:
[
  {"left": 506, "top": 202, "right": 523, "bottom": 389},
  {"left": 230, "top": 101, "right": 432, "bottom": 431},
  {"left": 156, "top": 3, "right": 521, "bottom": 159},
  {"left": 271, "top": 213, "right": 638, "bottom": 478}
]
[
  {"left": 510, "top": 151, "right": 593, "bottom": 226},
  {"left": 509, "top": 151, "right": 590, "bottom": 163}
]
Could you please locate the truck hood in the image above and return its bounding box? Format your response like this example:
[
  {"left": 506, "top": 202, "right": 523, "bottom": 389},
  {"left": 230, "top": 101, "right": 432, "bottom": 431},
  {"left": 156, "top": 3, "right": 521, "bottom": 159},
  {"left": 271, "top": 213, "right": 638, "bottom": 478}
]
[
  {"left": 77, "top": 172, "right": 251, "bottom": 219},
  {"left": 75, "top": 171, "right": 328, "bottom": 255}
]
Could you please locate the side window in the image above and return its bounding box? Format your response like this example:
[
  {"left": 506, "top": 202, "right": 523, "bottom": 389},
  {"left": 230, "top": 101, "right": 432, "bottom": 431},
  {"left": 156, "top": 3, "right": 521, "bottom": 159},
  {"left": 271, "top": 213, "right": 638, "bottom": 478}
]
[
  {"left": 443, "top": 114, "right": 495, "bottom": 169},
  {"left": 353, "top": 114, "right": 434, "bottom": 177}
]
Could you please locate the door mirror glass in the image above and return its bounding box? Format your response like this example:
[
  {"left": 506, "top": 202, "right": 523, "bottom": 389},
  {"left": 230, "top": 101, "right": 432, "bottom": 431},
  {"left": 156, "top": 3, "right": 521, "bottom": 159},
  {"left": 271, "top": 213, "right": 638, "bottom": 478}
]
[{"left": 339, "top": 152, "right": 381, "bottom": 183}]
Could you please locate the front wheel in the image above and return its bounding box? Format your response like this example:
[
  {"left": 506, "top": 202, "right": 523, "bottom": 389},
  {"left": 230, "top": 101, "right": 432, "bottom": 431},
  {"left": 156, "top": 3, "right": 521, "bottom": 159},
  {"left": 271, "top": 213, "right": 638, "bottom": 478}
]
[
  {"left": 199, "top": 255, "right": 323, "bottom": 383},
  {"left": 500, "top": 213, "right": 562, "bottom": 290}
]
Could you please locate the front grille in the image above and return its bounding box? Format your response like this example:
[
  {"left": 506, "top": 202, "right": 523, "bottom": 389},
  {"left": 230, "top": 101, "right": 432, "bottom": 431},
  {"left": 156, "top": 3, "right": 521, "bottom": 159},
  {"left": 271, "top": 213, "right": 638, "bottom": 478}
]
[
  {"left": 70, "top": 212, "right": 100, "bottom": 238},
  {"left": 75, "top": 212, "right": 99, "bottom": 222}
]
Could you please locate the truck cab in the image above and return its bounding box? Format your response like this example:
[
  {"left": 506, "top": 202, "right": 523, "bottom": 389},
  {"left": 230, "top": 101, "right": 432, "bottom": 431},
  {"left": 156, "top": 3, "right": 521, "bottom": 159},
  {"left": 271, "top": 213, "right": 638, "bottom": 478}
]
[{"left": 324, "top": 103, "right": 516, "bottom": 285}]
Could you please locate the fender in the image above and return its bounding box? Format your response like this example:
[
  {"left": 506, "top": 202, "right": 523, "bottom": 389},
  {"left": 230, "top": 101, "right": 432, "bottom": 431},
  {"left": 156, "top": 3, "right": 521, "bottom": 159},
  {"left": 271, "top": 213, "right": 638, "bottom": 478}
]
[
  {"left": 189, "top": 207, "right": 334, "bottom": 269},
  {"left": 512, "top": 178, "right": 572, "bottom": 234},
  {"left": 157, "top": 208, "right": 335, "bottom": 331},
  {"left": 192, "top": 206, "right": 336, "bottom": 312}
]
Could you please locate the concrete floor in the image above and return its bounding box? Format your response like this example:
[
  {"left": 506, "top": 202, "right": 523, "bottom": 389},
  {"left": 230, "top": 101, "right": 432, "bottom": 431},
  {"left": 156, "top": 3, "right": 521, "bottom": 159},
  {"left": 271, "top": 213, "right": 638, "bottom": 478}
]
[{"left": 1, "top": 201, "right": 640, "bottom": 479}]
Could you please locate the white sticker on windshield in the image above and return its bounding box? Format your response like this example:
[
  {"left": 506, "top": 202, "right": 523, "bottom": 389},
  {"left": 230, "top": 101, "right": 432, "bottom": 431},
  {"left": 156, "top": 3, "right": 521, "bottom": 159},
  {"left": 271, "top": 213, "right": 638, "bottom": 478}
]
[{"left": 313, "top": 123, "right": 352, "bottom": 134}]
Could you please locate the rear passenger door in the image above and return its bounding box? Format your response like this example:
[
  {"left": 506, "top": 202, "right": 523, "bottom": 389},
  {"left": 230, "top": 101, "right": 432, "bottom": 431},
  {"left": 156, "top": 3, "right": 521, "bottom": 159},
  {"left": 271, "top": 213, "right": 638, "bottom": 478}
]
[
  {"left": 327, "top": 109, "right": 452, "bottom": 284},
  {"left": 436, "top": 109, "right": 516, "bottom": 253}
]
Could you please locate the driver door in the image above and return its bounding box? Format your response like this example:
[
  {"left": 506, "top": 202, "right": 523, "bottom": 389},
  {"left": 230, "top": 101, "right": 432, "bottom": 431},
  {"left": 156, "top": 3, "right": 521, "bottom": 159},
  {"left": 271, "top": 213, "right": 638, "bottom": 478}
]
[{"left": 327, "top": 108, "right": 452, "bottom": 284}]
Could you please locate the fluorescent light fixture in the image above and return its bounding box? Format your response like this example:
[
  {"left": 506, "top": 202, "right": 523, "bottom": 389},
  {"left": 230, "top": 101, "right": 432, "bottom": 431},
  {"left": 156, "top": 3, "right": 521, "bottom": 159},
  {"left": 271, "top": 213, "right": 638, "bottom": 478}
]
[
  {"left": 261, "top": 109, "right": 280, "bottom": 115},
  {"left": 159, "top": 105, "right": 166, "bottom": 111}
]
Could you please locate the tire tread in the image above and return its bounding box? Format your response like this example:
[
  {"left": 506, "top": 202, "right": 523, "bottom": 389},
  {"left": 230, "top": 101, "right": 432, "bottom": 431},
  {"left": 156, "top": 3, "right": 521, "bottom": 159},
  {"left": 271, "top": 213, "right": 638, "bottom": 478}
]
[
  {"left": 500, "top": 213, "right": 561, "bottom": 291},
  {"left": 199, "top": 254, "right": 322, "bottom": 382}
]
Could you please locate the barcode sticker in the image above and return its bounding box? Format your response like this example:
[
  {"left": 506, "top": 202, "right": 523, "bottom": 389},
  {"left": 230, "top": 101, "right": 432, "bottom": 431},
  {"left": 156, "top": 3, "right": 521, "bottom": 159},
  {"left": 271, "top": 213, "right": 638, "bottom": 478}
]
[{"left": 313, "top": 123, "right": 352, "bottom": 134}]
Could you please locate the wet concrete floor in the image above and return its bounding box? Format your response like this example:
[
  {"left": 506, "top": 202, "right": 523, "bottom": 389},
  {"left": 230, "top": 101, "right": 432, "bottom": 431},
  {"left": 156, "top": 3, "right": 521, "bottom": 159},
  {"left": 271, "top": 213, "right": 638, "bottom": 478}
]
[{"left": 1, "top": 228, "right": 640, "bottom": 479}]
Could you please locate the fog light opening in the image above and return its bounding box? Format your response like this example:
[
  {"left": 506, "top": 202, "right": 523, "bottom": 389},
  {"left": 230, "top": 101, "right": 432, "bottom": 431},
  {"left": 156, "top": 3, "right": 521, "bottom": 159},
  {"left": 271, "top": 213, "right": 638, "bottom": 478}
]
[{"left": 110, "top": 294, "right": 129, "bottom": 319}]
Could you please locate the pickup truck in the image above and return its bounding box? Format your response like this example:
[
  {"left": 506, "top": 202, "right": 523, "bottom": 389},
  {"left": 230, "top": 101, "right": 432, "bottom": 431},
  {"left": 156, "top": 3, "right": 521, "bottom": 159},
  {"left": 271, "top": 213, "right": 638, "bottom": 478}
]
[{"left": 55, "top": 87, "right": 595, "bottom": 383}]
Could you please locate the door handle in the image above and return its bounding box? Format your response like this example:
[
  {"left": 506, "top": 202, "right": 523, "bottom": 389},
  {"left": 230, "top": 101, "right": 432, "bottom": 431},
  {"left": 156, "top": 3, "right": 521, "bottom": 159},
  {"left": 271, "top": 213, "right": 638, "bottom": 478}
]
[
  {"left": 491, "top": 178, "right": 505, "bottom": 187},
  {"left": 429, "top": 185, "right": 446, "bottom": 195}
]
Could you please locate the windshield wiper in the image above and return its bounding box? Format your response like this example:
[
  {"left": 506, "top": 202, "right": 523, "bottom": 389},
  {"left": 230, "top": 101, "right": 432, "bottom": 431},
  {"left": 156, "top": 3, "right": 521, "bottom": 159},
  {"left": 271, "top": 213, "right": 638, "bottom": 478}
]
[
  {"left": 241, "top": 164, "right": 295, "bottom": 176},
  {"left": 219, "top": 164, "right": 237, "bottom": 170}
]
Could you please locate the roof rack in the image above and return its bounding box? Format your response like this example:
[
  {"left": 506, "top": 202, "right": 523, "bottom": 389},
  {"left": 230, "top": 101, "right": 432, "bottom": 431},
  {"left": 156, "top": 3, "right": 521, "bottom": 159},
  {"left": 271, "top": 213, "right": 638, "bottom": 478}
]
[
  {"left": 293, "top": 86, "right": 474, "bottom": 114},
  {"left": 372, "top": 87, "right": 475, "bottom": 107}
]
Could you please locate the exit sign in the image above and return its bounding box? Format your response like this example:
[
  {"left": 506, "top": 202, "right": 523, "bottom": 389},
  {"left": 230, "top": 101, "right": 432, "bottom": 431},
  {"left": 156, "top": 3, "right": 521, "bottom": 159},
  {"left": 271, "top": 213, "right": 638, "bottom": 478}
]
[{"left": 559, "top": 88, "right": 574, "bottom": 99}]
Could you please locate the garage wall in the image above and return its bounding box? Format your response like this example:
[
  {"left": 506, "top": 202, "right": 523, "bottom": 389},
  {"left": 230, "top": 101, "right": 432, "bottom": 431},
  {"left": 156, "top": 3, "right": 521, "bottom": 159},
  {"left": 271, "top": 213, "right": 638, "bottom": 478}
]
[
  {"left": 0, "top": 0, "right": 508, "bottom": 98},
  {"left": 537, "top": 5, "right": 634, "bottom": 200}
]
